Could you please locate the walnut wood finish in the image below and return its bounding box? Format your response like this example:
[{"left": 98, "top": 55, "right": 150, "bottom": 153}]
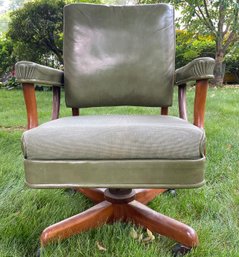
[
  {"left": 193, "top": 79, "right": 208, "bottom": 129},
  {"left": 23, "top": 84, "right": 61, "bottom": 129},
  {"left": 178, "top": 84, "right": 188, "bottom": 120},
  {"left": 40, "top": 201, "right": 113, "bottom": 246},
  {"left": 23, "top": 83, "right": 38, "bottom": 129},
  {"left": 77, "top": 188, "right": 166, "bottom": 205},
  {"left": 72, "top": 108, "right": 79, "bottom": 116},
  {"left": 52, "top": 86, "right": 61, "bottom": 120},
  {"left": 40, "top": 188, "right": 199, "bottom": 249},
  {"left": 161, "top": 107, "right": 168, "bottom": 115},
  {"left": 134, "top": 189, "right": 167, "bottom": 204},
  {"left": 126, "top": 201, "right": 198, "bottom": 247},
  {"left": 78, "top": 188, "right": 105, "bottom": 203}
]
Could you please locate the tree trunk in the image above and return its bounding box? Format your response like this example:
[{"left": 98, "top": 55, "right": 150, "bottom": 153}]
[{"left": 213, "top": 49, "right": 225, "bottom": 86}]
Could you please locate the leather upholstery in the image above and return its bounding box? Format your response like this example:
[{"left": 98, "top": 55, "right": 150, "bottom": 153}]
[
  {"left": 22, "top": 115, "right": 205, "bottom": 160},
  {"left": 175, "top": 57, "right": 215, "bottom": 85},
  {"left": 15, "top": 61, "right": 64, "bottom": 86},
  {"left": 64, "top": 4, "right": 175, "bottom": 108},
  {"left": 24, "top": 157, "right": 205, "bottom": 189}
]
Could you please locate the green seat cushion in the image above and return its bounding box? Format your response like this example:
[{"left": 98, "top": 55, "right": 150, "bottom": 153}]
[{"left": 22, "top": 115, "right": 205, "bottom": 160}]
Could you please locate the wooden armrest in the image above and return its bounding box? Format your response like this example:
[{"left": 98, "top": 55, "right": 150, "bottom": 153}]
[
  {"left": 193, "top": 79, "right": 208, "bottom": 129},
  {"left": 176, "top": 58, "right": 215, "bottom": 129},
  {"left": 175, "top": 57, "right": 215, "bottom": 128},
  {"left": 22, "top": 83, "right": 61, "bottom": 130},
  {"left": 15, "top": 61, "right": 63, "bottom": 129},
  {"left": 177, "top": 79, "right": 209, "bottom": 129}
]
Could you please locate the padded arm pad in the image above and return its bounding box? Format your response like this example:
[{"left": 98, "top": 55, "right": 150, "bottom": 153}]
[
  {"left": 15, "top": 61, "right": 64, "bottom": 86},
  {"left": 175, "top": 57, "right": 215, "bottom": 85}
]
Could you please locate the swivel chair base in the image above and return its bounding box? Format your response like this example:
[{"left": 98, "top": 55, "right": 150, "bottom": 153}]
[{"left": 40, "top": 188, "right": 198, "bottom": 254}]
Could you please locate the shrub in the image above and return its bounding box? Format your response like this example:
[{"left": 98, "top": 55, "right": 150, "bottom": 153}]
[{"left": 176, "top": 30, "right": 215, "bottom": 68}]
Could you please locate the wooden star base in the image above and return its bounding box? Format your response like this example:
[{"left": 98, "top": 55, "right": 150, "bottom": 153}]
[{"left": 40, "top": 188, "right": 198, "bottom": 250}]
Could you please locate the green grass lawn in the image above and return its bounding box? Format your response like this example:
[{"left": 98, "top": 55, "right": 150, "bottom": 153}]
[{"left": 0, "top": 87, "right": 239, "bottom": 257}]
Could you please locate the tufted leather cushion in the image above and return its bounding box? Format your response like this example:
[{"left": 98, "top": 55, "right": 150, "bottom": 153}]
[
  {"left": 22, "top": 115, "right": 205, "bottom": 160},
  {"left": 63, "top": 4, "right": 175, "bottom": 108}
]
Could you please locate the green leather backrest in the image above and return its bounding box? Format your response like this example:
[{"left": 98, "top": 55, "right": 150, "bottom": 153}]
[{"left": 64, "top": 4, "right": 175, "bottom": 108}]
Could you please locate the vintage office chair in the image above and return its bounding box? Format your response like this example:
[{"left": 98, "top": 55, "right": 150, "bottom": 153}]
[{"left": 16, "top": 3, "right": 215, "bottom": 256}]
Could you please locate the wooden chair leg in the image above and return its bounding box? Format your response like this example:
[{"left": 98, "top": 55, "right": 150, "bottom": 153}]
[
  {"left": 135, "top": 189, "right": 167, "bottom": 204},
  {"left": 40, "top": 201, "right": 113, "bottom": 247},
  {"left": 77, "top": 188, "right": 105, "bottom": 203},
  {"left": 126, "top": 200, "right": 199, "bottom": 248}
]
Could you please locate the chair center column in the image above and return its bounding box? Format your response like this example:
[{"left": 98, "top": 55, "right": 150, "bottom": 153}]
[{"left": 104, "top": 188, "right": 136, "bottom": 204}]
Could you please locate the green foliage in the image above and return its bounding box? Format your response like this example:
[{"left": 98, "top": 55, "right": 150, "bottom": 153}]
[
  {"left": 4, "top": 76, "right": 21, "bottom": 89},
  {"left": 176, "top": 30, "right": 215, "bottom": 68},
  {"left": 224, "top": 42, "right": 239, "bottom": 81},
  {"left": 0, "top": 36, "right": 15, "bottom": 76},
  {"left": 0, "top": 36, "right": 21, "bottom": 89},
  {"left": 8, "top": 0, "right": 65, "bottom": 65}
]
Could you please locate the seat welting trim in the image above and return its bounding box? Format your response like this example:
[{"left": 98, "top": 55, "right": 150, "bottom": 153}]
[{"left": 24, "top": 158, "right": 205, "bottom": 189}]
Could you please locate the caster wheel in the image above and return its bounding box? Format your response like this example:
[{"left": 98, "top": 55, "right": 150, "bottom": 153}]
[
  {"left": 172, "top": 244, "right": 191, "bottom": 256},
  {"left": 167, "top": 189, "right": 177, "bottom": 197}
]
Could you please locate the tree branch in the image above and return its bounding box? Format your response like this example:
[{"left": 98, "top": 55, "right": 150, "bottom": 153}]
[
  {"left": 217, "top": 0, "right": 225, "bottom": 43},
  {"left": 222, "top": 2, "right": 239, "bottom": 36},
  {"left": 222, "top": 22, "right": 230, "bottom": 37},
  {"left": 203, "top": 0, "right": 215, "bottom": 31},
  {"left": 193, "top": 6, "right": 216, "bottom": 35},
  {"left": 44, "top": 38, "right": 63, "bottom": 64},
  {"left": 223, "top": 31, "right": 238, "bottom": 52}
]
